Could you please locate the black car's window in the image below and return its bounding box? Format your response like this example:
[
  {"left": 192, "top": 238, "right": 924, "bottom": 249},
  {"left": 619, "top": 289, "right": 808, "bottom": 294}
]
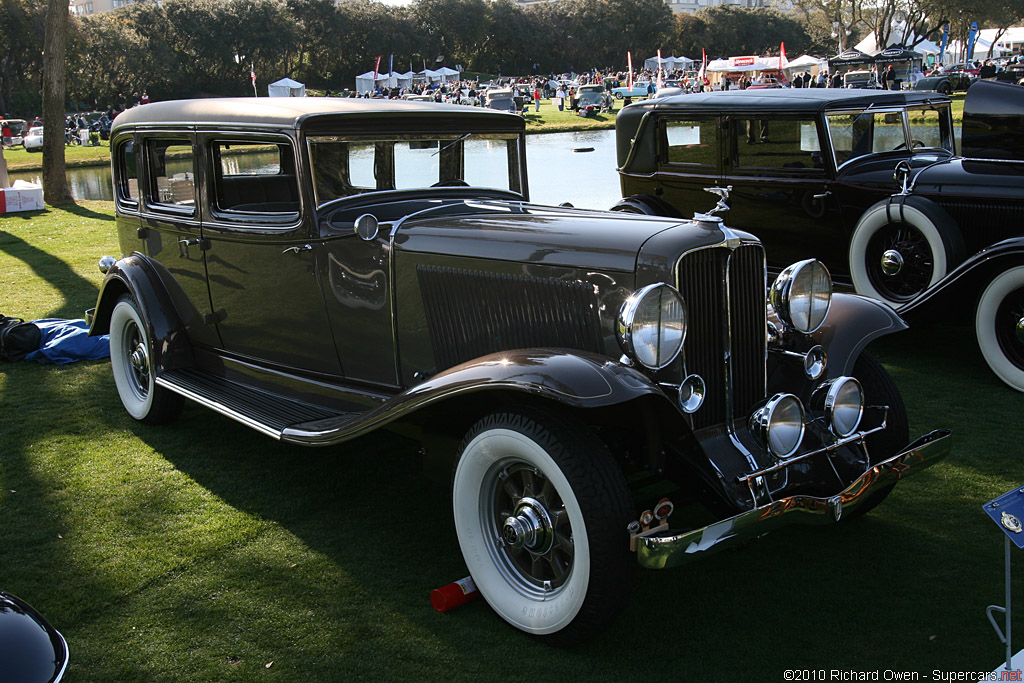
[
  {"left": 827, "top": 111, "right": 903, "bottom": 166},
  {"left": 663, "top": 119, "right": 716, "bottom": 168},
  {"left": 114, "top": 139, "right": 139, "bottom": 205},
  {"left": 210, "top": 140, "right": 299, "bottom": 220},
  {"left": 905, "top": 106, "right": 952, "bottom": 151},
  {"left": 145, "top": 139, "right": 195, "bottom": 212},
  {"left": 732, "top": 118, "right": 824, "bottom": 173},
  {"left": 308, "top": 133, "right": 522, "bottom": 207}
]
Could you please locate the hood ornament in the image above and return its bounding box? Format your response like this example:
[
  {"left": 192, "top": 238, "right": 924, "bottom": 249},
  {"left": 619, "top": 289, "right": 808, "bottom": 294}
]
[{"left": 693, "top": 185, "right": 732, "bottom": 223}]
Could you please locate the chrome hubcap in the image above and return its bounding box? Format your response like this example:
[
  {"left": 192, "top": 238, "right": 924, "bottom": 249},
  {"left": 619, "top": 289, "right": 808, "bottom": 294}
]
[
  {"left": 881, "top": 249, "right": 904, "bottom": 276},
  {"left": 502, "top": 497, "right": 553, "bottom": 554},
  {"left": 1016, "top": 316, "right": 1024, "bottom": 345},
  {"left": 130, "top": 343, "right": 149, "bottom": 375}
]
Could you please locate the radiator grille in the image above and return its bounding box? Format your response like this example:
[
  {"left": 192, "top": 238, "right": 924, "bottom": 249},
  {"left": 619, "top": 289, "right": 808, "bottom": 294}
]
[
  {"left": 677, "top": 244, "right": 766, "bottom": 429},
  {"left": 417, "top": 265, "right": 604, "bottom": 371}
]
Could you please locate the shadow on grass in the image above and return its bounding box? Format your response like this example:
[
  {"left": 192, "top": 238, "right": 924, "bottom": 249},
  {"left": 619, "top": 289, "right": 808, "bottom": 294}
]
[
  {"left": 61, "top": 201, "right": 115, "bottom": 222},
  {"left": 0, "top": 226, "right": 99, "bottom": 319}
]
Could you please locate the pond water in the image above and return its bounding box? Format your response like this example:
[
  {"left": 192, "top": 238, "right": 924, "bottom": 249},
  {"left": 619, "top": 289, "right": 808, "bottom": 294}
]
[{"left": 9, "top": 129, "right": 624, "bottom": 211}]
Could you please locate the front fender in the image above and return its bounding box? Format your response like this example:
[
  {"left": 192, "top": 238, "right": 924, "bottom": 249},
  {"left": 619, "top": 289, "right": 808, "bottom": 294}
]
[
  {"left": 808, "top": 292, "right": 907, "bottom": 376},
  {"left": 281, "top": 348, "right": 667, "bottom": 446},
  {"left": 89, "top": 253, "right": 194, "bottom": 373},
  {"left": 900, "top": 238, "right": 1024, "bottom": 328}
]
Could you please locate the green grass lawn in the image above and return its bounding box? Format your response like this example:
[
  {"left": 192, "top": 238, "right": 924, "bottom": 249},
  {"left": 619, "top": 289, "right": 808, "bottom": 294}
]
[{"left": 1, "top": 202, "right": 1020, "bottom": 680}]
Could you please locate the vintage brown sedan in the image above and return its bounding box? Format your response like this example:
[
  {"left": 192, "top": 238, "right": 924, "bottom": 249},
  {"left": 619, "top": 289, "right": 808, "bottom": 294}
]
[{"left": 88, "top": 97, "right": 949, "bottom": 645}]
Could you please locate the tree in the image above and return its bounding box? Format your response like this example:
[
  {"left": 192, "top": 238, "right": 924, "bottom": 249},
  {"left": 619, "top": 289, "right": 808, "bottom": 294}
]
[{"left": 41, "top": 0, "right": 69, "bottom": 204}]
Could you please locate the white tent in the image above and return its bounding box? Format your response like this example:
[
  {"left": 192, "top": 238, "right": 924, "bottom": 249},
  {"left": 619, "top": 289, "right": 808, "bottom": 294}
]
[
  {"left": 706, "top": 56, "right": 779, "bottom": 72},
  {"left": 435, "top": 66, "right": 460, "bottom": 81},
  {"left": 419, "top": 69, "right": 442, "bottom": 83},
  {"left": 785, "top": 54, "right": 826, "bottom": 70},
  {"left": 267, "top": 77, "right": 305, "bottom": 97},
  {"left": 644, "top": 56, "right": 694, "bottom": 71}
]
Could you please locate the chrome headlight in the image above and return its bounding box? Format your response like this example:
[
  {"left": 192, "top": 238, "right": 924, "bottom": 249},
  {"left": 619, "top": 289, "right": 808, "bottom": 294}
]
[
  {"left": 617, "top": 283, "right": 686, "bottom": 370},
  {"left": 751, "top": 393, "right": 805, "bottom": 458},
  {"left": 770, "top": 259, "right": 832, "bottom": 334},
  {"left": 812, "top": 376, "right": 864, "bottom": 437}
]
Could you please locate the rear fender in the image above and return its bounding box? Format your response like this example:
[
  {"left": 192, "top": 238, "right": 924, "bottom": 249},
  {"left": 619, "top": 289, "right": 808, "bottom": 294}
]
[{"left": 89, "top": 253, "right": 194, "bottom": 373}]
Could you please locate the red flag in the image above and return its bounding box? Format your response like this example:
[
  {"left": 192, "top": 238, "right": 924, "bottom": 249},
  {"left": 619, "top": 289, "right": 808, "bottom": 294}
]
[
  {"left": 250, "top": 64, "right": 256, "bottom": 86},
  {"left": 698, "top": 48, "right": 707, "bottom": 85},
  {"left": 373, "top": 55, "right": 382, "bottom": 81},
  {"left": 627, "top": 52, "right": 633, "bottom": 90},
  {"left": 779, "top": 42, "right": 789, "bottom": 85},
  {"left": 656, "top": 48, "right": 664, "bottom": 90}
]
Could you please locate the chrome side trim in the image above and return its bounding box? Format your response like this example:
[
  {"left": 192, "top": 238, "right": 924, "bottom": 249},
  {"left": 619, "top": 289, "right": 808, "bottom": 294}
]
[
  {"left": 155, "top": 375, "right": 283, "bottom": 440},
  {"left": 636, "top": 428, "right": 951, "bottom": 569}
]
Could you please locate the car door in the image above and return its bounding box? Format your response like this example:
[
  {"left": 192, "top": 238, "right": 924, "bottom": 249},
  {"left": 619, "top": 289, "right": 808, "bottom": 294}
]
[
  {"left": 198, "top": 132, "right": 342, "bottom": 375},
  {"left": 654, "top": 116, "right": 723, "bottom": 215},
  {"left": 722, "top": 115, "right": 842, "bottom": 273},
  {"left": 137, "top": 133, "right": 221, "bottom": 348}
]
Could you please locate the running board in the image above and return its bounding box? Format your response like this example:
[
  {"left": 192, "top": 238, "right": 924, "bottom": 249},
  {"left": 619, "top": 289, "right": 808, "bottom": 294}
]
[{"left": 156, "top": 368, "right": 361, "bottom": 440}]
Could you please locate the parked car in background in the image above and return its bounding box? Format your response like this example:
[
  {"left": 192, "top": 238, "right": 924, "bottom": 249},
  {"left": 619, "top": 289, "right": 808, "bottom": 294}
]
[
  {"left": 611, "top": 81, "right": 652, "bottom": 99},
  {"left": 996, "top": 63, "right": 1024, "bottom": 85},
  {"left": 23, "top": 125, "right": 43, "bottom": 152},
  {"left": 87, "top": 97, "right": 949, "bottom": 645},
  {"left": 575, "top": 84, "right": 614, "bottom": 113},
  {"left": 484, "top": 88, "right": 519, "bottom": 114},
  {"left": 914, "top": 70, "right": 974, "bottom": 94},
  {"left": 614, "top": 81, "right": 1024, "bottom": 391},
  {"left": 1, "top": 118, "right": 26, "bottom": 147},
  {"left": 843, "top": 70, "right": 881, "bottom": 88}
]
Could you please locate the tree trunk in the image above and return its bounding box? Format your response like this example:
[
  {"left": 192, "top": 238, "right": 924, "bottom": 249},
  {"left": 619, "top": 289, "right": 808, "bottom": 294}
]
[{"left": 42, "top": 0, "right": 71, "bottom": 205}]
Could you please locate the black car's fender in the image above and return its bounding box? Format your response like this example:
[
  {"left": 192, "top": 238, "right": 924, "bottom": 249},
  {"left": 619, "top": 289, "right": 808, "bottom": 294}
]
[
  {"left": 611, "top": 193, "right": 684, "bottom": 217},
  {"left": 899, "top": 237, "right": 1024, "bottom": 328},
  {"left": 89, "top": 253, "right": 194, "bottom": 373},
  {"left": 807, "top": 292, "right": 908, "bottom": 377},
  {"left": 280, "top": 348, "right": 672, "bottom": 446}
]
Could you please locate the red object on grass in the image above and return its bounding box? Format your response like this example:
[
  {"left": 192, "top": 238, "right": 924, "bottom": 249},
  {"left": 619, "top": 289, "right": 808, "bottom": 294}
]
[{"left": 431, "top": 576, "right": 480, "bottom": 613}]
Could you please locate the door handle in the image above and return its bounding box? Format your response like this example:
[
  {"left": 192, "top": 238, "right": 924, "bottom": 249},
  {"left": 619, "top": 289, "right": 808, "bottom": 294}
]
[
  {"left": 178, "top": 237, "right": 201, "bottom": 246},
  {"left": 282, "top": 244, "right": 313, "bottom": 255},
  {"left": 812, "top": 191, "right": 831, "bottom": 200}
]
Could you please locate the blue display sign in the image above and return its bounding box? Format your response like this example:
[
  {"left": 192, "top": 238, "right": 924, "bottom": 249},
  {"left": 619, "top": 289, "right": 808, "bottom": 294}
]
[{"left": 984, "top": 486, "right": 1024, "bottom": 549}]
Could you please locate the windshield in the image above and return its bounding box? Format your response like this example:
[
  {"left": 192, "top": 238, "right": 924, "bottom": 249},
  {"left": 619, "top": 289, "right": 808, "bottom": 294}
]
[
  {"left": 307, "top": 133, "right": 523, "bottom": 207},
  {"left": 826, "top": 103, "right": 953, "bottom": 167}
]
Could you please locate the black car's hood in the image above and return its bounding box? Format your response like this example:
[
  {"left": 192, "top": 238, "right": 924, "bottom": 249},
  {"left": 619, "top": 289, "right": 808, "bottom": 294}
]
[
  {"left": 392, "top": 203, "right": 709, "bottom": 272},
  {"left": 0, "top": 591, "right": 68, "bottom": 682},
  {"left": 911, "top": 157, "right": 1024, "bottom": 198}
]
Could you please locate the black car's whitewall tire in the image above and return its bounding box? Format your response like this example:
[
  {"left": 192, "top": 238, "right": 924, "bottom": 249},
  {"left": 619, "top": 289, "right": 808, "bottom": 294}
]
[
  {"left": 975, "top": 266, "right": 1024, "bottom": 392},
  {"left": 109, "top": 295, "right": 183, "bottom": 424},
  {"left": 452, "top": 410, "right": 633, "bottom": 646},
  {"left": 849, "top": 197, "right": 963, "bottom": 308}
]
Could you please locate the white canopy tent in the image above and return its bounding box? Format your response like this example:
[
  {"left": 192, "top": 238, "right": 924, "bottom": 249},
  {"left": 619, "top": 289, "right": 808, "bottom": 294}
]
[
  {"left": 706, "top": 56, "right": 781, "bottom": 72},
  {"left": 644, "top": 56, "right": 694, "bottom": 71},
  {"left": 435, "top": 66, "right": 460, "bottom": 81},
  {"left": 418, "top": 69, "right": 442, "bottom": 83},
  {"left": 355, "top": 71, "right": 414, "bottom": 94},
  {"left": 267, "top": 78, "right": 305, "bottom": 97}
]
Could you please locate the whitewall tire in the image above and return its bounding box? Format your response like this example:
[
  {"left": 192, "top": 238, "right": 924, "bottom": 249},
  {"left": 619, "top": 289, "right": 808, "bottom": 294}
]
[
  {"left": 976, "top": 266, "right": 1024, "bottom": 392},
  {"left": 452, "top": 410, "right": 633, "bottom": 646},
  {"left": 109, "top": 295, "right": 183, "bottom": 423},
  {"left": 849, "top": 197, "right": 963, "bottom": 309}
]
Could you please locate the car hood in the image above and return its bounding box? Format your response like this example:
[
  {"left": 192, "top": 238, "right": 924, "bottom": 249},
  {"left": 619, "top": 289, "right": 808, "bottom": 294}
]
[
  {"left": 911, "top": 157, "right": 1024, "bottom": 198},
  {"left": 392, "top": 203, "right": 706, "bottom": 273},
  {"left": 0, "top": 591, "right": 68, "bottom": 682}
]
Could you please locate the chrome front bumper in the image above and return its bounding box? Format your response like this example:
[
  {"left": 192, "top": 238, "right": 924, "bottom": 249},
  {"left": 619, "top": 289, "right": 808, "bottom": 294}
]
[{"left": 636, "top": 429, "right": 952, "bottom": 569}]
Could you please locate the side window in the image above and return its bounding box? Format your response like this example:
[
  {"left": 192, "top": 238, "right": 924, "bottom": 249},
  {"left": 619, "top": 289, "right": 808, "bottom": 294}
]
[
  {"left": 733, "top": 118, "right": 824, "bottom": 173},
  {"left": 211, "top": 140, "right": 299, "bottom": 219},
  {"left": 114, "top": 139, "right": 139, "bottom": 205},
  {"left": 146, "top": 139, "right": 195, "bottom": 211},
  {"left": 663, "top": 119, "right": 717, "bottom": 169},
  {"left": 828, "top": 111, "right": 901, "bottom": 166}
]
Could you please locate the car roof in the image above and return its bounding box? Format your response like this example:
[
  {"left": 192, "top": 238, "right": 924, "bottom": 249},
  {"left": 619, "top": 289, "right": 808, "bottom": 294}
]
[
  {"left": 630, "top": 88, "right": 950, "bottom": 114},
  {"left": 112, "top": 97, "right": 523, "bottom": 132}
]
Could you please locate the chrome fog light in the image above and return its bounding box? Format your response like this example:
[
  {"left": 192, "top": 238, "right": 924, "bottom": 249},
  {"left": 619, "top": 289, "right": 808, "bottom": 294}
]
[
  {"left": 751, "top": 393, "right": 805, "bottom": 458},
  {"left": 678, "top": 374, "right": 705, "bottom": 414},
  {"left": 770, "top": 259, "right": 832, "bottom": 334},
  {"left": 813, "top": 376, "right": 864, "bottom": 437},
  {"left": 617, "top": 283, "right": 687, "bottom": 370},
  {"left": 803, "top": 345, "right": 827, "bottom": 380}
]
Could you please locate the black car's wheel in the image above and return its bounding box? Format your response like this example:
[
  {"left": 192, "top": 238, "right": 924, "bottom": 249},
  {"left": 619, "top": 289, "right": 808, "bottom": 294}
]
[
  {"left": 845, "top": 352, "right": 909, "bottom": 519},
  {"left": 610, "top": 194, "right": 682, "bottom": 217},
  {"left": 849, "top": 197, "right": 963, "bottom": 308},
  {"left": 975, "top": 266, "right": 1024, "bottom": 392},
  {"left": 109, "top": 295, "right": 183, "bottom": 424},
  {"left": 939, "top": 82, "right": 951, "bottom": 95},
  {"left": 452, "top": 410, "right": 634, "bottom": 646}
]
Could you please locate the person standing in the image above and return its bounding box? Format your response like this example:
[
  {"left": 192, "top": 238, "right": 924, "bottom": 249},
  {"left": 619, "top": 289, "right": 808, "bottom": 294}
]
[
  {"left": 533, "top": 86, "right": 540, "bottom": 112},
  {"left": 555, "top": 84, "right": 566, "bottom": 111}
]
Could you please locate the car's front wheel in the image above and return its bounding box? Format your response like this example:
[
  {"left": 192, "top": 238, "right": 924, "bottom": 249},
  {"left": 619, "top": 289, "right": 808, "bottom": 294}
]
[
  {"left": 452, "top": 410, "right": 634, "bottom": 646},
  {"left": 975, "top": 266, "right": 1024, "bottom": 392},
  {"left": 109, "top": 295, "right": 183, "bottom": 424},
  {"left": 849, "top": 196, "right": 963, "bottom": 308}
]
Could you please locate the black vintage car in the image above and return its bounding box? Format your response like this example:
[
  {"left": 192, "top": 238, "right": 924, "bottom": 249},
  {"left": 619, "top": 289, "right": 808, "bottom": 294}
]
[
  {"left": 913, "top": 71, "right": 975, "bottom": 95},
  {"left": 88, "top": 98, "right": 949, "bottom": 645},
  {"left": 615, "top": 80, "right": 1024, "bottom": 392}
]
